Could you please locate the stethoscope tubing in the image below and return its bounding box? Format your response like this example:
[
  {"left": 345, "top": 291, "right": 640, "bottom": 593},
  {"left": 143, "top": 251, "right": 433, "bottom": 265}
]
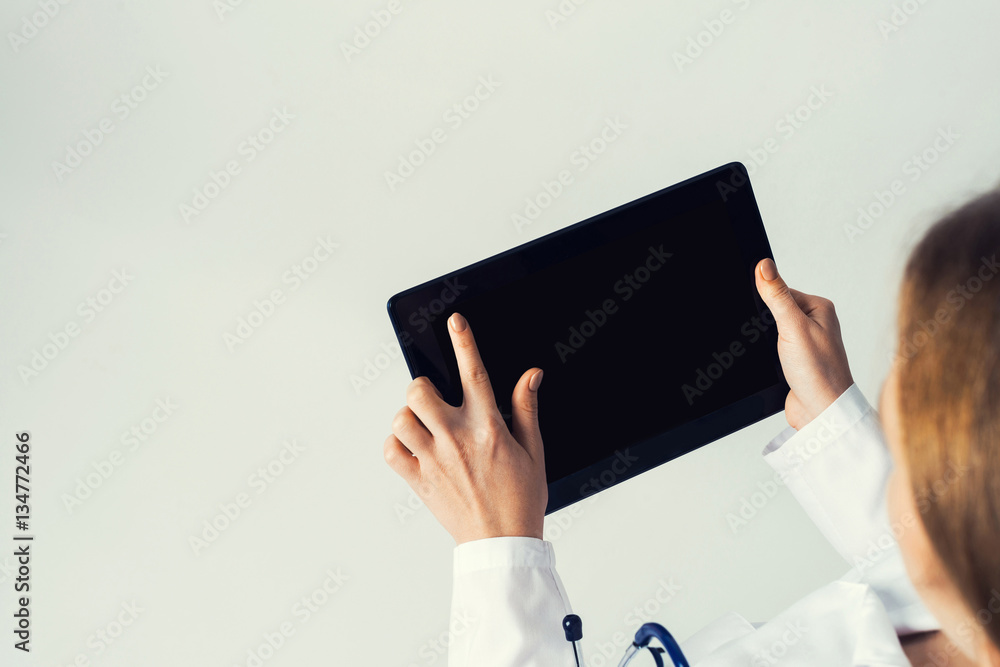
[{"left": 564, "top": 615, "right": 689, "bottom": 667}]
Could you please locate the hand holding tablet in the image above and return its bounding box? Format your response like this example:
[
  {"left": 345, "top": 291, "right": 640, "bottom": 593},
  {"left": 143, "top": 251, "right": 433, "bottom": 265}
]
[
  {"left": 384, "top": 260, "right": 857, "bottom": 546},
  {"left": 752, "top": 259, "right": 855, "bottom": 430},
  {"left": 387, "top": 163, "right": 790, "bottom": 514},
  {"left": 383, "top": 312, "right": 549, "bottom": 545}
]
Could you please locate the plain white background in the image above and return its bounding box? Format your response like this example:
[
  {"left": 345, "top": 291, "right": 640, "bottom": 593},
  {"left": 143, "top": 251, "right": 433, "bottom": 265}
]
[{"left": 2, "top": 1, "right": 999, "bottom": 665}]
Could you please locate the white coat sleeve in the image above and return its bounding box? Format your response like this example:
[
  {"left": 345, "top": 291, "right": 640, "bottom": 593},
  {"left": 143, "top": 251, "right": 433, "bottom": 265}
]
[
  {"left": 448, "top": 536, "right": 578, "bottom": 667},
  {"left": 761, "top": 383, "right": 940, "bottom": 634}
]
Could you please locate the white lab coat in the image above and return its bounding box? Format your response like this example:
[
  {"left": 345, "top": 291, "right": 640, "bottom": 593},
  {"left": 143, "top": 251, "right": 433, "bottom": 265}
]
[{"left": 447, "top": 384, "right": 942, "bottom": 666}]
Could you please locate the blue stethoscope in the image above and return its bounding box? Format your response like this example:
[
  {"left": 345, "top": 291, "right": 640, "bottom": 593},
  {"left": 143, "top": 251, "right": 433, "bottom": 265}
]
[{"left": 563, "top": 614, "right": 690, "bottom": 667}]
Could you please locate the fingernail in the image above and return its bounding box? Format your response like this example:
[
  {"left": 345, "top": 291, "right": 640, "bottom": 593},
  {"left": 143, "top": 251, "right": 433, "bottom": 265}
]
[
  {"left": 529, "top": 369, "right": 544, "bottom": 392},
  {"left": 760, "top": 258, "right": 778, "bottom": 281},
  {"left": 449, "top": 312, "right": 468, "bottom": 332}
]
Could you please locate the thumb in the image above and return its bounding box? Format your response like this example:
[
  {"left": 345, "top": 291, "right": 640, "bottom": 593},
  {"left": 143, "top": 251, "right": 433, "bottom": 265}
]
[
  {"left": 755, "top": 258, "right": 807, "bottom": 336},
  {"left": 511, "top": 368, "right": 544, "bottom": 461}
]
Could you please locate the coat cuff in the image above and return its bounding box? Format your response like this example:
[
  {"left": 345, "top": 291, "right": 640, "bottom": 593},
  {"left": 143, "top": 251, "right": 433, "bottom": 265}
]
[
  {"left": 453, "top": 536, "right": 555, "bottom": 575},
  {"left": 761, "top": 383, "right": 872, "bottom": 473}
]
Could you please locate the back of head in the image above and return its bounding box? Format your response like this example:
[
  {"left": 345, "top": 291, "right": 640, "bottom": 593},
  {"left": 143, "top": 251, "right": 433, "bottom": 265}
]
[{"left": 897, "top": 184, "right": 1000, "bottom": 647}]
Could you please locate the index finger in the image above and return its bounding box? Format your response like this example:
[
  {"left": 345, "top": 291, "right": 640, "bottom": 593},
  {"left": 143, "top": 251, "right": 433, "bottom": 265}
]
[{"left": 447, "top": 312, "right": 496, "bottom": 409}]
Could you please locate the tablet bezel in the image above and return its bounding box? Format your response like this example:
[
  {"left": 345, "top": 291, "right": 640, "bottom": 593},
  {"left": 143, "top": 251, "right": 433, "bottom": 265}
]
[{"left": 387, "top": 162, "right": 788, "bottom": 514}]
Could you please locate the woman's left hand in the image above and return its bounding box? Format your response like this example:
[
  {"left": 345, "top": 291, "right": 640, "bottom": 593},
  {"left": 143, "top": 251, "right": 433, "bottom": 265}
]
[{"left": 383, "top": 312, "right": 548, "bottom": 545}]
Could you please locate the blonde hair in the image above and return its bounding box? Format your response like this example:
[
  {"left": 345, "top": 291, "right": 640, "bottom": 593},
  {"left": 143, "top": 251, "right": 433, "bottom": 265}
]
[{"left": 897, "top": 185, "right": 1000, "bottom": 647}]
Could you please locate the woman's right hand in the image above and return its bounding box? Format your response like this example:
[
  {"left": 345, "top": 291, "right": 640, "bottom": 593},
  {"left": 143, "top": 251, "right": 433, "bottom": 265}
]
[{"left": 754, "top": 258, "right": 855, "bottom": 430}]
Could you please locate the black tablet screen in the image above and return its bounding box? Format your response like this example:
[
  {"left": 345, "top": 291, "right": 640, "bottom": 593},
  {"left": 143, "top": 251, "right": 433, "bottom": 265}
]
[
  {"left": 388, "top": 164, "right": 787, "bottom": 512},
  {"left": 431, "top": 199, "right": 779, "bottom": 483}
]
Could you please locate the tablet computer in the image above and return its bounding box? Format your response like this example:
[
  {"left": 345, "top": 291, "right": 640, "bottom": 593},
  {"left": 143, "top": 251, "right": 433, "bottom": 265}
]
[{"left": 386, "top": 162, "right": 788, "bottom": 514}]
